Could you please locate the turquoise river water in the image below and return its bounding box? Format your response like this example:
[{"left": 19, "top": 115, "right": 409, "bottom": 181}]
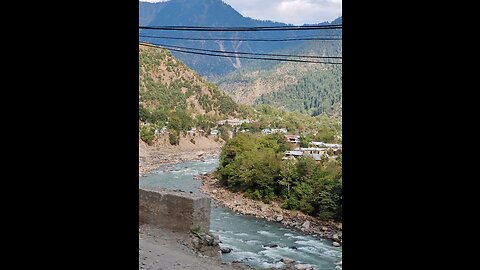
[{"left": 139, "top": 158, "right": 342, "bottom": 270}]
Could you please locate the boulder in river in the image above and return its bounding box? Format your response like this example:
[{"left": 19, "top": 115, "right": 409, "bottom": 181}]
[
  {"left": 203, "top": 234, "right": 218, "bottom": 246},
  {"left": 276, "top": 216, "right": 284, "bottom": 222},
  {"left": 302, "top": 221, "right": 310, "bottom": 229},
  {"left": 213, "top": 235, "right": 220, "bottom": 246},
  {"left": 281, "top": 258, "right": 295, "bottom": 264},
  {"left": 332, "top": 241, "right": 341, "bottom": 247},
  {"left": 220, "top": 246, "right": 232, "bottom": 254}
]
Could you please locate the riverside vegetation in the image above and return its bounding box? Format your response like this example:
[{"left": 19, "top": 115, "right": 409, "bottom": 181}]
[{"left": 216, "top": 133, "right": 342, "bottom": 220}]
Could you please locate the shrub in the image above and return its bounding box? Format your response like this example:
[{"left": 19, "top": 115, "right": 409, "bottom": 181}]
[
  {"left": 140, "top": 125, "right": 155, "bottom": 145},
  {"left": 169, "top": 130, "right": 179, "bottom": 145}
]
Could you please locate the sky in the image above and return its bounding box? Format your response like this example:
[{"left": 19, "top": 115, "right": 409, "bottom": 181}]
[{"left": 140, "top": 0, "right": 342, "bottom": 25}]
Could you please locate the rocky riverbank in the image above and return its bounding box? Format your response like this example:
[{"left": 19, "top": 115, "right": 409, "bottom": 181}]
[
  {"left": 197, "top": 173, "right": 343, "bottom": 246},
  {"left": 139, "top": 223, "right": 252, "bottom": 270},
  {"left": 139, "top": 147, "right": 221, "bottom": 177},
  {"left": 139, "top": 133, "right": 225, "bottom": 177}
]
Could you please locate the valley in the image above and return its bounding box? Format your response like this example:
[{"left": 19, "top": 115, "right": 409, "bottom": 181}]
[{"left": 138, "top": 1, "right": 342, "bottom": 269}]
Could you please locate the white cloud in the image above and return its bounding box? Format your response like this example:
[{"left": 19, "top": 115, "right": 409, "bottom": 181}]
[
  {"left": 139, "top": 0, "right": 342, "bottom": 25},
  {"left": 223, "top": 0, "right": 342, "bottom": 25}
]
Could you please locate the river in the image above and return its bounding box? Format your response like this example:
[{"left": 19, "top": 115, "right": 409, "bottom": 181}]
[{"left": 139, "top": 158, "right": 342, "bottom": 270}]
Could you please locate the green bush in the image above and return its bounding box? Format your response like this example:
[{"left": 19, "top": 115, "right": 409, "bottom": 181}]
[
  {"left": 140, "top": 125, "right": 155, "bottom": 145},
  {"left": 169, "top": 131, "right": 179, "bottom": 145}
]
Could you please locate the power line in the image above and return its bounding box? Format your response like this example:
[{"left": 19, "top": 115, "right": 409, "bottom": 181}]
[
  {"left": 139, "top": 42, "right": 341, "bottom": 64},
  {"left": 139, "top": 24, "right": 342, "bottom": 32},
  {"left": 148, "top": 42, "right": 342, "bottom": 59},
  {"left": 139, "top": 34, "right": 342, "bottom": 42}
]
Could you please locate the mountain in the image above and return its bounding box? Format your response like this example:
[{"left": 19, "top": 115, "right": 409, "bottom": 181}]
[
  {"left": 139, "top": 44, "right": 242, "bottom": 132},
  {"left": 139, "top": 1, "right": 167, "bottom": 26},
  {"left": 214, "top": 27, "right": 342, "bottom": 116},
  {"left": 139, "top": 0, "right": 341, "bottom": 77},
  {"left": 139, "top": 0, "right": 342, "bottom": 116}
]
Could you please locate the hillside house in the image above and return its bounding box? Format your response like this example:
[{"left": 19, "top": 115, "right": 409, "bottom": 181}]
[
  {"left": 283, "top": 150, "right": 303, "bottom": 160},
  {"left": 285, "top": 135, "right": 301, "bottom": 144},
  {"left": 310, "top": 141, "right": 341, "bottom": 149},
  {"left": 298, "top": 147, "right": 326, "bottom": 156},
  {"left": 271, "top": 128, "right": 288, "bottom": 134},
  {"left": 217, "top": 118, "right": 251, "bottom": 127},
  {"left": 324, "top": 143, "right": 340, "bottom": 148},
  {"left": 310, "top": 141, "right": 325, "bottom": 147},
  {"left": 262, "top": 128, "right": 272, "bottom": 134},
  {"left": 283, "top": 149, "right": 327, "bottom": 162}
]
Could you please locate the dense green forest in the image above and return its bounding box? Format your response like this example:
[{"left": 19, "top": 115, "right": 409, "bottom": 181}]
[
  {"left": 216, "top": 133, "right": 342, "bottom": 219},
  {"left": 254, "top": 66, "right": 342, "bottom": 116},
  {"left": 213, "top": 28, "right": 342, "bottom": 116}
]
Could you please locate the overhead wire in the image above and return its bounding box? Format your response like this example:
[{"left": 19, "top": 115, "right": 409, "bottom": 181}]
[
  {"left": 139, "top": 24, "right": 342, "bottom": 31},
  {"left": 139, "top": 42, "right": 342, "bottom": 64},
  {"left": 138, "top": 24, "right": 342, "bottom": 64},
  {"left": 146, "top": 42, "right": 342, "bottom": 59},
  {"left": 139, "top": 34, "right": 342, "bottom": 42}
]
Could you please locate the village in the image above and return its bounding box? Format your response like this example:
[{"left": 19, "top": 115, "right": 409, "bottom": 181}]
[{"left": 146, "top": 117, "right": 342, "bottom": 162}]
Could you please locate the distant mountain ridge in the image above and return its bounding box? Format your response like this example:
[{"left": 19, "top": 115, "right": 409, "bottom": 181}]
[
  {"left": 139, "top": 0, "right": 341, "bottom": 76},
  {"left": 139, "top": 0, "right": 342, "bottom": 116}
]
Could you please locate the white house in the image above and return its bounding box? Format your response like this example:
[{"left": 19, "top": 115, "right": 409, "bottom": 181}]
[
  {"left": 272, "top": 128, "right": 288, "bottom": 134},
  {"left": 262, "top": 128, "right": 272, "bottom": 134}
]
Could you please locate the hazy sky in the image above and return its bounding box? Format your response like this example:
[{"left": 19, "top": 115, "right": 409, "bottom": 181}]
[{"left": 140, "top": 0, "right": 342, "bottom": 25}]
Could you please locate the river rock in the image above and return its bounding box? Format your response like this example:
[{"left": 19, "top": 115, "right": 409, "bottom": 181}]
[
  {"left": 264, "top": 244, "right": 278, "bottom": 248},
  {"left": 220, "top": 247, "right": 232, "bottom": 254},
  {"left": 204, "top": 234, "right": 215, "bottom": 246},
  {"left": 212, "top": 189, "right": 218, "bottom": 194},
  {"left": 213, "top": 235, "right": 220, "bottom": 246},
  {"left": 302, "top": 221, "right": 310, "bottom": 229},
  {"left": 281, "top": 258, "right": 295, "bottom": 264},
  {"left": 321, "top": 226, "right": 328, "bottom": 231},
  {"left": 332, "top": 234, "right": 340, "bottom": 241},
  {"left": 294, "top": 264, "right": 313, "bottom": 270},
  {"left": 276, "top": 216, "right": 283, "bottom": 222},
  {"left": 332, "top": 241, "right": 341, "bottom": 247}
]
